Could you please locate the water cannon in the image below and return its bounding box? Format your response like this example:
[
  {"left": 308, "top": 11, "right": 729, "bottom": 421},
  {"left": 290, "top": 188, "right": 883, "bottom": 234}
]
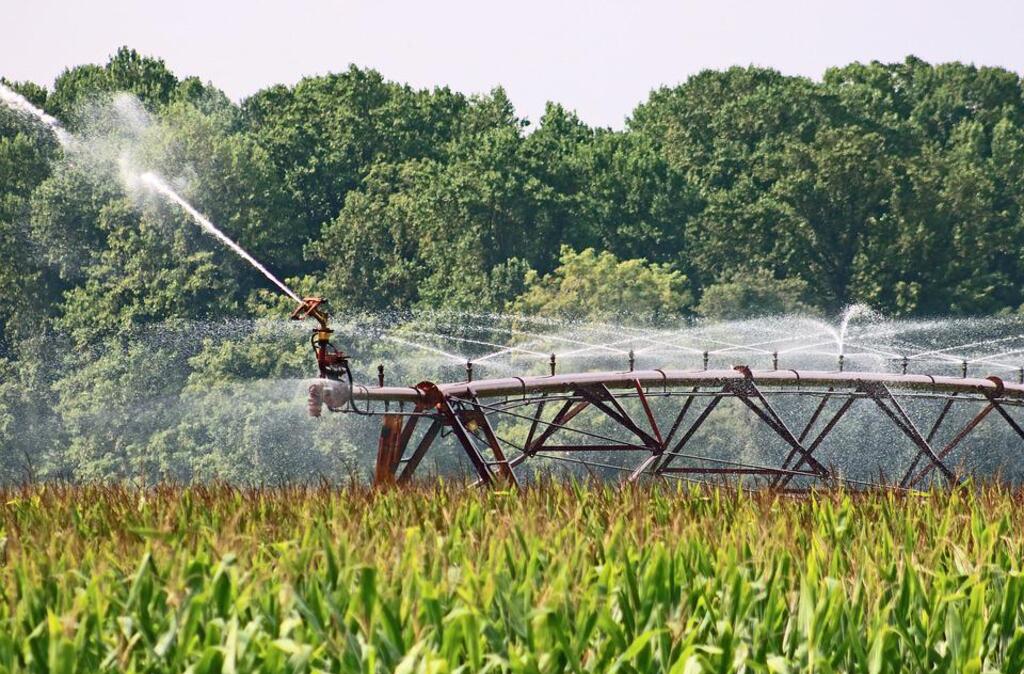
[{"left": 291, "top": 296, "right": 353, "bottom": 415}]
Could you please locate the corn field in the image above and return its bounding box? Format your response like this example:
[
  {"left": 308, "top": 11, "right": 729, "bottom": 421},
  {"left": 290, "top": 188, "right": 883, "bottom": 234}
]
[{"left": 2, "top": 483, "right": 1024, "bottom": 673}]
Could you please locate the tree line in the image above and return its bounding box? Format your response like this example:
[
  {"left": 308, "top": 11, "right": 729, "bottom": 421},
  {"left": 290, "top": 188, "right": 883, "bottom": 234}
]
[{"left": 2, "top": 48, "right": 1024, "bottom": 481}]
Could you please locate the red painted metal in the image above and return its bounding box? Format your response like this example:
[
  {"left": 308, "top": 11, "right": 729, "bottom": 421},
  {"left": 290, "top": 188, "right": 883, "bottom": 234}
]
[
  {"left": 468, "top": 395, "right": 519, "bottom": 486},
  {"left": 396, "top": 420, "right": 441, "bottom": 484},
  {"left": 374, "top": 414, "right": 404, "bottom": 485},
  {"left": 906, "top": 404, "right": 995, "bottom": 489},
  {"left": 346, "top": 369, "right": 1024, "bottom": 404},
  {"left": 338, "top": 367, "right": 1024, "bottom": 490}
]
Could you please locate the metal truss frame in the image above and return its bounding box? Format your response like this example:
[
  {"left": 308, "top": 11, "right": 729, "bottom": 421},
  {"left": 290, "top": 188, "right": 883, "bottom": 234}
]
[{"left": 346, "top": 367, "right": 1024, "bottom": 489}]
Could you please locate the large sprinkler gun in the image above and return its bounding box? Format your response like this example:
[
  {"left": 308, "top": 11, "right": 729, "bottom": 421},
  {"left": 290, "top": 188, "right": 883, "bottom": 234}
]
[{"left": 291, "top": 297, "right": 355, "bottom": 416}]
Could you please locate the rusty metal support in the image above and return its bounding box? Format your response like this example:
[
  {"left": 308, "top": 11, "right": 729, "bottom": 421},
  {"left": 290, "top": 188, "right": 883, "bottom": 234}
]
[
  {"left": 633, "top": 380, "right": 664, "bottom": 447},
  {"left": 468, "top": 395, "right": 519, "bottom": 486},
  {"left": 770, "top": 387, "right": 835, "bottom": 484},
  {"left": 628, "top": 387, "right": 701, "bottom": 482},
  {"left": 904, "top": 391, "right": 1024, "bottom": 488},
  {"left": 988, "top": 396, "right": 1024, "bottom": 441},
  {"left": 396, "top": 419, "right": 442, "bottom": 484},
  {"left": 340, "top": 367, "right": 1024, "bottom": 490},
  {"left": 374, "top": 414, "right": 405, "bottom": 486},
  {"left": 664, "top": 387, "right": 699, "bottom": 448},
  {"left": 654, "top": 392, "right": 725, "bottom": 474},
  {"left": 899, "top": 395, "right": 957, "bottom": 487},
  {"left": 526, "top": 398, "right": 590, "bottom": 455},
  {"left": 863, "top": 383, "right": 955, "bottom": 484},
  {"left": 575, "top": 385, "right": 660, "bottom": 450},
  {"left": 799, "top": 388, "right": 833, "bottom": 443},
  {"left": 775, "top": 396, "right": 857, "bottom": 489},
  {"left": 728, "top": 379, "right": 830, "bottom": 478},
  {"left": 438, "top": 397, "right": 495, "bottom": 485},
  {"left": 907, "top": 403, "right": 994, "bottom": 488},
  {"left": 524, "top": 400, "right": 546, "bottom": 450}
]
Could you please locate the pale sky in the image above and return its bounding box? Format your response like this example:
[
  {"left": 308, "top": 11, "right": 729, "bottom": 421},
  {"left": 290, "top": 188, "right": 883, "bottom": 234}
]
[{"left": 2, "top": 0, "right": 1023, "bottom": 129}]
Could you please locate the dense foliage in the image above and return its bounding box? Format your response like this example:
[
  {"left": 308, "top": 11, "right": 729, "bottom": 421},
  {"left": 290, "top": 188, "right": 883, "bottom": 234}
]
[
  {"left": 3, "top": 483, "right": 1024, "bottom": 672},
  {"left": 3, "top": 48, "right": 1024, "bottom": 481}
]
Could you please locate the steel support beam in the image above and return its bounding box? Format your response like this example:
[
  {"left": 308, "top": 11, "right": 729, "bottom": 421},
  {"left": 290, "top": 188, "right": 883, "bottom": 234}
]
[
  {"left": 575, "top": 385, "right": 661, "bottom": 450},
  {"left": 775, "top": 396, "right": 857, "bottom": 489},
  {"left": 354, "top": 370, "right": 1024, "bottom": 491},
  {"left": 899, "top": 395, "right": 957, "bottom": 488},
  {"left": 863, "top": 383, "right": 955, "bottom": 485},
  {"left": 374, "top": 413, "right": 405, "bottom": 486},
  {"left": 653, "top": 391, "right": 726, "bottom": 475},
  {"left": 468, "top": 395, "right": 519, "bottom": 486},
  {"left": 907, "top": 403, "right": 994, "bottom": 489},
  {"left": 396, "top": 419, "right": 442, "bottom": 484},
  {"left": 439, "top": 397, "right": 495, "bottom": 486}
]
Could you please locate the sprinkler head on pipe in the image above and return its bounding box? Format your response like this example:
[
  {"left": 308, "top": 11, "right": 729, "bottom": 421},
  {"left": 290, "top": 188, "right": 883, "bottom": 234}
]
[
  {"left": 291, "top": 296, "right": 351, "bottom": 382},
  {"left": 291, "top": 297, "right": 331, "bottom": 331}
]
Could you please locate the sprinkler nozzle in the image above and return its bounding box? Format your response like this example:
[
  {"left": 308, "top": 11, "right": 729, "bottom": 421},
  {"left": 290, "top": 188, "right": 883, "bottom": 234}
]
[
  {"left": 291, "top": 296, "right": 331, "bottom": 332},
  {"left": 291, "top": 296, "right": 351, "bottom": 382}
]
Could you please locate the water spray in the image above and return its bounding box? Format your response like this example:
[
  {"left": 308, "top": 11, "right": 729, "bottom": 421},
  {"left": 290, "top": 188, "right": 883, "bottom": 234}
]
[
  {"left": 0, "top": 83, "right": 73, "bottom": 147},
  {"left": 140, "top": 173, "right": 300, "bottom": 302}
]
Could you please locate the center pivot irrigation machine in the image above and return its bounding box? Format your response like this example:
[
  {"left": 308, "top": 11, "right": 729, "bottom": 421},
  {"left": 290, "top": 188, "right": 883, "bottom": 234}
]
[{"left": 291, "top": 298, "right": 1024, "bottom": 490}]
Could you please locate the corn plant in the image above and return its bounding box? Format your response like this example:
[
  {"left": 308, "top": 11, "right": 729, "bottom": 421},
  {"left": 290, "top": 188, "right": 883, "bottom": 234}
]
[{"left": 2, "top": 482, "right": 1024, "bottom": 672}]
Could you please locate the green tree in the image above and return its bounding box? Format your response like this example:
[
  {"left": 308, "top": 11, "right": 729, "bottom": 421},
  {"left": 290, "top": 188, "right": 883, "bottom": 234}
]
[
  {"left": 0, "top": 99, "right": 61, "bottom": 348},
  {"left": 696, "top": 268, "right": 816, "bottom": 319},
  {"left": 511, "top": 246, "right": 692, "bottom": 321},
  {"left": 242, "top": 67, "right": 473, "bottom": 248},
  {"left": 49, "top": 47, "right": 179, "bottom": 122}
]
